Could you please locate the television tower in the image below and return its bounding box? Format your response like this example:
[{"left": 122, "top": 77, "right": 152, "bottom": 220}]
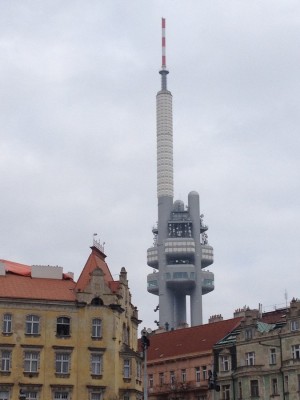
[{"left": 147, "top": 19, "right": 214, "bottom": 329}]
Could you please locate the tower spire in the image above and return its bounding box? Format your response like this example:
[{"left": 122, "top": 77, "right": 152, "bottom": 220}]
[{"left": 159, "top": 17, "right": 169, "bottom": 90}]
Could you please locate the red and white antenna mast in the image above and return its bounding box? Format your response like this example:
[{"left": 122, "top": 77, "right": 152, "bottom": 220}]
[
  {"left": 162, "top": 17, "right": 166, "bottom": 69},
  {"left": 159, "top": 17, "right": 169, "bottom": 90}
]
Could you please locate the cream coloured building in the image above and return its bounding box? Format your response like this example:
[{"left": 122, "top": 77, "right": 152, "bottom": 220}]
[{"left": 0, "top": 242, "right": 142, "bottom": 400}]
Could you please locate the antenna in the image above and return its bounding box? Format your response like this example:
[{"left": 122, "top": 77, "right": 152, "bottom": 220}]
[
  {"left": 162, "top": 17, "right": 166, "bottom": 69},
  {"left": 159, "top": 17, "right": 169, "bottom": 90}
]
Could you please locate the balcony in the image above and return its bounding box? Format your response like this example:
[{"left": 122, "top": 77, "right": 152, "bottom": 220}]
[
  {"left": 165, "top": 265, "right": 196, "bottom": 291},
  {"left": 147, "top": 246, "right": 158, "bottom": 268},
  {"left": 201, "top": 245, "right": 214, "bottom": 268},
  {"left": 147, "top": 272, "right": 159, "bottom": 295},
  {"left": 202, "top": 271, "right": 214, "bottom": 294},
  {"left": 165, "top": 239, "right": 196, "bottom": 256}
]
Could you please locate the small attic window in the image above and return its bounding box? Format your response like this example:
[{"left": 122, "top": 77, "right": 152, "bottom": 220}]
[{"left": 91, "top": 297, "right": 104, "bottom": 306}]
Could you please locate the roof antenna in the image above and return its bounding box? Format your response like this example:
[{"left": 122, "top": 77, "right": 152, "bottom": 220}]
[{"left": 159, "top": 18, "right": 169, "bottom": 90}]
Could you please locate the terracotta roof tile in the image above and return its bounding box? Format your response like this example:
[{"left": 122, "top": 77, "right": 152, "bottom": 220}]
[
  {"left": 75, "top": 246, "right": 114, "bottom": 292},
  {"left": 0, "top": 274, "right": 76, "bottom": 301},
  {"left": 145, "top": 318, "right": 242, "bottom": 361}
]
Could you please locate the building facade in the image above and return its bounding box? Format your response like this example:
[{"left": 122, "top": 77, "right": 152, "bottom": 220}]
[
  {"left": 0, "top": 242, "right": 142, "bottom": 400},
  {"left": 143, "top": 317, "right": 242, "bottom": 400},
  {"left": 213, "top": 300, "right": 300, "bottom": 400},
  {"left": 146, "top": 18, "right": 214, "bottom": 330}
]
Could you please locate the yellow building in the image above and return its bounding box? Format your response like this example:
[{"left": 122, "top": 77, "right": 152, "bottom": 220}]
[{"left": 0, "top": 242, "right": 142, "bottom": 400}]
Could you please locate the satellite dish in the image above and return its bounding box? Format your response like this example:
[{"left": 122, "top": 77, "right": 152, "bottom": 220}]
[{"left": 147, "top": 328, "right": 152, "bottom": 334}]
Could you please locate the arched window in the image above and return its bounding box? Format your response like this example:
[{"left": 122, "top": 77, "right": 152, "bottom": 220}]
[{"left": 91, "top": 297, "right": 104, "bottom": 306}]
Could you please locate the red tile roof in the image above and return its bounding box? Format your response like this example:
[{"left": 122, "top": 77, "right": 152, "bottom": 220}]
[
  {"left": 75, "top": 246, "right": 114, "bottom": 292},
  {"left": 0, "top": 273, "right": 76, "bottom": 301},
  {"left": 145, "top": 318, "right": 242, "bottom": 361},
  {"left": 0, "top": 246, "right": 119, "bottom": 302}
]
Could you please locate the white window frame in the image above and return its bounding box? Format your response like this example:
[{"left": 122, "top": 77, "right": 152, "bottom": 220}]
[
  {"left": 91, "top": 353, "right": 102, "bottom": 375},
  {"left": 272, "top": 378, "right": 278, "bottom": 395},
  {"left": 149, "top": 374, "right": 153, "bottom": 388},
  {"left": 1, "top": 350, "right": 11, "bottom": 372},
  {"left": 159, "top": 372, "right": 164, "bottom": 386},
  {"left": 195, "top": 367, "right": 200, "bottom": 382},
  {"left": 270, "top": 348, "right": 277, "bottom": 365},
  {"left": 24, "top": 351, "right": 39, "bottom": 373},
  {"left": 0, "top": 391, "right": 9, "bottom": 400},
  {"left": 54, "top": 392, "right": 69, "bottom": 400},
  {"left": 26, "top": 315, "right": 40, "bottom": 335},
  {"left": 170, "top": 370, "right": 175, "bottom": 385},
  {"left": 90, "top": 393, "right": 102, "bottom": 400},
  {"left": 220, "top": 355, "right": 231, "bottom": 371},
  {"left": 222, "top": 384, "right": 230, "bottom": 400},
  {"left": 3, "top": 314, "right": 12, "bottom": 334},
  {"left": 25, "top": 392, "right": 38, "bottom": 400},
  {"left": 246, "top": 351, "right": 255, "bottom": 366},
  {"left": 55, "top": 353, "right": 70, "bottom": 374},
  {"left": 292, "top": 344, "right": 300, "bottom": 359},
  {"left": 92, "top": 318, "right": 102, "bottom": 338},
  {"left": 291, "top": 320, "right": 299, "bottom": 331},
  {"left": 123, "top": 359, "right": 131, "bottom": 379},
  {"left": 202, "top": 365, "right": 207, "bottom": 380}
]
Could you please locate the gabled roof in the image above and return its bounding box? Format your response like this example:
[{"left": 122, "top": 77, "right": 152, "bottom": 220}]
[
  {"left": 146, "top": 317, "right": 243, "bottom": 362},
  {"left": 0, "top": 247, "right": 119, "bottom": 302},
  {"left": 75, "top": 246, "right": 114, "bottom": 292}
]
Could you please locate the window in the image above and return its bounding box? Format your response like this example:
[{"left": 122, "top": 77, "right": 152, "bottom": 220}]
[
  {"left": 0, "top": 392, "right": 9, "bottom": 400},
  {"left": 25, "top": 392, "right": 38, "bottom": 400},
  {"left": 181, "top": 369, "right": 186, "bottom": 382},
  {"left": 54, "top": 392, "right": 69, "bottom": 399},
  {"left": 24, "top": 351, "right": 39, "bottom": 373},
  {"left": 123, "top": 359, "right": 131, "bottom": 379},
  {"left": 284, "top": 375, "right": 289, "bottom": 392},
  {"left": 91, "top": 393, "right": 102, "bottom": 400},
  {"left": 270, "top": 348, "right": 277, "bottom": 365},
  {"left": 220, "top": 355, "right": 231, "bottom": 371},
  {"left": 91, "top": 353, "right": 102, "bottom": 375},
  {"left": 1, "top": 350, "right": 11, "bottom": 372},
  {"left": 298, "top": 374, "right": 300, "bottom": 392},
  {"left": 149, "top": 374, "right": 153, "bottom": 388},
  {"left": 246, "top": 352, "right": 255, "bottom": 366},
  {"left": 92, "top": 319, "right": 102, "bottom": 338},
  {"left": 170, "top": 370, "right": 175, "bottom": 385},
  {"left": 56, "top": 317, "right": 70, "bottom": 337},
  {"left": 202, "top": 365, "right": 207, "bottom": 380},
  {"left": 2, "top": 314, "right": 12, "bottom": 334},
  {"left": 238, "top": 381, "right": 243, "bottom": 399},
  {"left": 245, "top": 328, "right": 253, "bottom": 340},
  {"left": 55, "top": 353, "right": 70, "bottom": 374},
  {"left": 222, "top": 385, "right": 230, "bottom": 400},
  {"left": 136, "top": 360, "right": 141, "bottom": 380},
  {"left": 291, "top": 320, "right": 299, "bottom": 331},
  {"left": 250, "top": 380, "right": 259, "bottom": 397},
  {"left": 272, "top": 378, "right": 278, "bottom": 395},
  {"left": 159, "top": 372, "right": 164, "bottom": 386},
  {"left": 195, "top": 367, "right": 200, "bottom": 382},
  {"left": 292, "top": 344, "right": 300, "bottom": 359},
  {"left": 26, "top": 315, "right": 40, "bottom": 335}
]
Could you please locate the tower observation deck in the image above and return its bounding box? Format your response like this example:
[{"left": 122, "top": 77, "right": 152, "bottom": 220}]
[{"left": 146, "top": 19, "right": 214, "bottom": 330}]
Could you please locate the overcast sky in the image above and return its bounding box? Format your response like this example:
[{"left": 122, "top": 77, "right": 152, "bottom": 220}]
[{"left": 1, "top": 1, "right": 299, "bottom": 331}]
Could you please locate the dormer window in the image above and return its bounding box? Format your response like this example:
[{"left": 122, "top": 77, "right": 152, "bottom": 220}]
[
  {"left": 245, "top": 328, "right": 253, "bottom": 340},
  {"left": 291, "top": 320, "right": 299, "bottom": 331},
  {"left": 56, "top": 317, "right": 70, "bottom": 337}
]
